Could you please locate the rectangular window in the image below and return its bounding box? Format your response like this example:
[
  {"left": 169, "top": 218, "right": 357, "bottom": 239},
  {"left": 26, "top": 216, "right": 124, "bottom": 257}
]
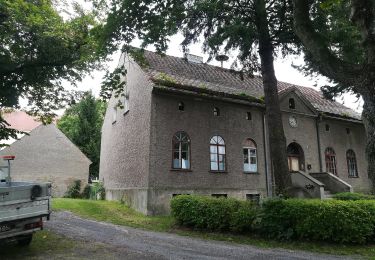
[
  {"left": 246, "top": 194, "right": 260, "bottom": 205},
  {"left": 243, "top": 148, "right": 257, "bottom": 172},
  {"left": 212, "top": 194, "right": 227, "bottom": 198}
]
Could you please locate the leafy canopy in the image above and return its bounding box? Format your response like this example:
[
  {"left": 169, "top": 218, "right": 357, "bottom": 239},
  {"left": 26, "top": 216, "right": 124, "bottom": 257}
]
[
  {"left": 57, "top": 92, "right": 106, "bottom": 178},
  {"left": 98, "top": 0, "right": 300, "bottom": 72},
  {"left": 0, "top": 0, "right": 103, "bottom": 139}
]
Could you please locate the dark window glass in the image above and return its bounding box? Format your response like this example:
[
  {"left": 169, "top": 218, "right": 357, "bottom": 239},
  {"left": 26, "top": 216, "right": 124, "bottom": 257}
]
[
  {"left": 346, "top": 150, "right": 358, "bottom": 177},
  {"left": 325, "top": 124, "right": 330, "bottom": 131},
  {"left": 213, "top": 107, "right": 220, "bottom": 116},
  {"left": 212, "top": 194, "right": 227, "bottom": 198},
  {"left": 246, "top": 194, "right": 260, "bottom": 205},
  {"left": 325, "top": 147, "right": 337, "bottom": 175},
  {"left": 178, "top": 102, "right": 184, "bottom": 111},
  {"left": 346, "top": 128, "right": 350, "bottom": 134},
  {"left": 246, "top": 112, "right": 252, "bottom": 120},
  {"left": 289, "top": 98, "right": 296, "bottom": 109}
]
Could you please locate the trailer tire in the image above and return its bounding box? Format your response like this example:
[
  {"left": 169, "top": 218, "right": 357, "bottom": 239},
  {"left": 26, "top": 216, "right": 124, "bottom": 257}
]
[{"left": 17, "top": 234, "right": 33, "bottom": 246}]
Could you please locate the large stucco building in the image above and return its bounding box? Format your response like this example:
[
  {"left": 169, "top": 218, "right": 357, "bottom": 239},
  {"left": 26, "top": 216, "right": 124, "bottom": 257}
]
[
  {"left": 100, "top": 49, "right": 369, "bottom": 215},
  {"left": 0, "top": 111, "right": 91, "bottom": 197}
]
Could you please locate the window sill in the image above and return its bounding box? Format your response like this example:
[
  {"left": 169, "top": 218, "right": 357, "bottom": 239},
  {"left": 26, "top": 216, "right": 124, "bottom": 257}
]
[
  {"left": 209, "top": 170, "right": 228, "bottom": 174},
  {"left": 112, "top": 120, "right": 117, "bottom": 125},
  {"left": 123, "top": 110, "right": 129, "bottom": 116},
  {"left": 348, "top": 176, "right": 359, "bottom": 178},
  {"left": 170, "top": 169, "right": 192, "bottom": 172},
  {"left": 243, "top": 171, "right": 260, "bottom": 174}
]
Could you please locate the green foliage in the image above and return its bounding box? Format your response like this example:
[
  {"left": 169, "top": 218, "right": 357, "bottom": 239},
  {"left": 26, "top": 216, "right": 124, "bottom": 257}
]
[
  {"left": 171, "top": 195, "right": 257, "bottom": 232},
  {"left": 82, "top": 185, "right": 91, "bottom": 199},
  {"left": 172, "top": 196, "right": 375, "bottom": 244},
  {"left": 156, "top": 72, "right": 177, "bottom": 84},
  {"left": 0, "top": 0, "right": 103, "bottom": 140},
  {"left": 91, "top": 182, "right": 106, "bottom": 200},
  {"left": 57, "top": 92, "right": 106, "bottom": 178},
  {"left": 258, "top": 199, "right": 374, "bottom": 244},
  {"left": 333, "top": 192, "right": 375, "bottom": 201},
  {"left": 128, "top": 48, "right": 149, "bottom": 68},
  {"left": 64, "top": 180, "right": 82, "bottom": 199},
  {"left": 53, "top": 198, "right": 174, "bottom": 232}
]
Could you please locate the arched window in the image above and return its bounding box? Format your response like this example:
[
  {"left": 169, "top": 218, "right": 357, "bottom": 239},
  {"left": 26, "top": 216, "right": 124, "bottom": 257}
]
[
  {"left": 243, "top": 139, "right": 257, "bottom": 172},
  {"left": 172, "top": 132, "right": 190, "bottom": 169},
  {"left": 289, "top": 98, "right": 296, "bottom": 109},
  {"left": 178, "top": 102, "right": 184, "bottom": 111},
  {"left": 213, "top": 107, "right": 220, "bottom": 116},
  {"left": 347, "top": 150, "right": 358, "bottom": 177},
  {"left": 325, "top": 147, "right": 337, "bottom": 175},
  {"left": 210, "top": 135, "right": 226, "bottom": 171}
]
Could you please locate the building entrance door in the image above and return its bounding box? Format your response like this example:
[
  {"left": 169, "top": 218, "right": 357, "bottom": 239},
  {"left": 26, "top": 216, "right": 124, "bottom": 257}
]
[{"left": 287, "top": 142, "right": 305, "bottom": 172}]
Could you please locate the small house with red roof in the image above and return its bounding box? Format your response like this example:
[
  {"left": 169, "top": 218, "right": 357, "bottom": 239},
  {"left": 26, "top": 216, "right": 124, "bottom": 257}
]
[{"left": 0, "top": 111, "right": 90, "bottom": 197}]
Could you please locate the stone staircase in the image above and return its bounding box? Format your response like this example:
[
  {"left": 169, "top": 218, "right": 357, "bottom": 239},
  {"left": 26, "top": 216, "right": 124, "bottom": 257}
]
[{"left": 290, "top": 171, "right": 352, "bottom": 199}]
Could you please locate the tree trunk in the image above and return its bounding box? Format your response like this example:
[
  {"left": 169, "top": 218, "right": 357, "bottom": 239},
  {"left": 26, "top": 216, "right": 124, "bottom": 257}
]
[
  {"left": 362, "top": 85, "right": 375, "bottom": 193},
  {"left": 254, "top": 0, "right": 292, "bottom": 195}
]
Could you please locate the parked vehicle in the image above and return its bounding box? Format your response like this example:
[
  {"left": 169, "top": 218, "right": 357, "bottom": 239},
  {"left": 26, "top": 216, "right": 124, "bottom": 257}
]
[{"left": 0, "top": 155, "right": 51, "bottom": 246}]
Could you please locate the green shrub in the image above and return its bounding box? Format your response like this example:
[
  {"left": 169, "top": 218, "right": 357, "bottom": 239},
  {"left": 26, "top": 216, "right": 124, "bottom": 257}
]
[
  {"left": 82, "top": 185, "right": 91, "bottom": 199},
  {"left": 91, "top": 182, "right": 105, "bottom": 200},
  {"left": 333, "top": 192, "right": 375, "bottom": 201},
  {"left": 64, "top": 180, "right": 81, "bottom": 198},
  {"left": 230, "top": 201, "right": 257, "bottom": 233},
  {"left": 171, "top": 195, "right": 257, "bottom": 232},
  {"left": 259, "top": 199, "right": 374, "bottom": 244}
]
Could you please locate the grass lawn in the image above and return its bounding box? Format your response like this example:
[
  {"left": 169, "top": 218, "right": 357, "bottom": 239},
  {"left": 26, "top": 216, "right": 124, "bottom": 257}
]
[{"left": 53, "top": 198, "right": 375, "bottom": 258}]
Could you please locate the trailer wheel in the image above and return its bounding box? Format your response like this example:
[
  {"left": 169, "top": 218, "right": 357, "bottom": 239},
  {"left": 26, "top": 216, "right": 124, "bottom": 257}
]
[{"left": 17, "top": 234, "right": 33, "bottom": 246}]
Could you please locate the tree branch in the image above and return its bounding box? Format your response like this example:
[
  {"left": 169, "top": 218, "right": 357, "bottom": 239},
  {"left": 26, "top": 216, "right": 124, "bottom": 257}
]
[
  {"left": 350, "top": 0, "right": 375, "bottom": 64},
  {"left": 292, "top": 0, "right": 362, "bottom": 87}
]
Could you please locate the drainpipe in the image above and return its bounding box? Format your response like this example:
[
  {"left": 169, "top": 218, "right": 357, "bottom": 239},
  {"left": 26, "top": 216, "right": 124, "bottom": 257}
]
[
  {"left": 263, "top": 112, "right": 272, "bottom": 197},
  {"left": 316, "top": 116, "right": 323, "bottom": 172}
]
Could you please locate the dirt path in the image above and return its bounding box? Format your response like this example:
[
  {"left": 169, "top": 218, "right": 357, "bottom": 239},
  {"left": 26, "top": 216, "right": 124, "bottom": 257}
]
[{"left": 44, "top": 211, "right": 356, "bottom": 260}]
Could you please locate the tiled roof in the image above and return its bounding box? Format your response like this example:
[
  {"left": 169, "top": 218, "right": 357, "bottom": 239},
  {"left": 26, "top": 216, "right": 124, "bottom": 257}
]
[
  {"left": 2, "top": 111, "right": 41, "bottom": 132},
  {"left": 139, "top": 50, "right": 361, "bottom": 120}
]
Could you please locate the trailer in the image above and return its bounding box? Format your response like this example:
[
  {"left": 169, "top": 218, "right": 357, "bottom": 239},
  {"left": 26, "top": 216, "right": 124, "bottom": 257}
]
[{"left": 0, "top": 155, "right": 51, "bottom": 246}]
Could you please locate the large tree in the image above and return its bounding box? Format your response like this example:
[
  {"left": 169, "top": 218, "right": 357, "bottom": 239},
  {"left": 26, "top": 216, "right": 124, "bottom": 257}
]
[
  {"left": 0, "top": 0, "right": 102, "bottom": 143},
  {"left": 98, "top": 0, "right": 300, "bottom": 194},
  {"left": 57, "top": 92, "right": 106, "bottom": 178},
  {"left": 292, "top": 0, "right": 375, "bottom": 190}
]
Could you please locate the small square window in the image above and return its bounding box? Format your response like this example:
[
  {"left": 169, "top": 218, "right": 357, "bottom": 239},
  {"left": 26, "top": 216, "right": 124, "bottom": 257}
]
[
  {"left": 325, "top": 124, "right": 330, "bottom": 132},
  {"left": 289, "top": 98, "right": 296, "bottom": 109},
  {"left": 246, "top": 194, "right": 260, "bottom": 205},
  {"left": 178, "top": 102, "right": 184, "bottom": 111},
  {"left": 346, "top": 128, "right": 350, "bottom": 134},
  {"left": 246, "top": 112, "right": 252, "bottom": 120},
  {"left": 213, "top": 107, "right": 220, "bottom": 116}
]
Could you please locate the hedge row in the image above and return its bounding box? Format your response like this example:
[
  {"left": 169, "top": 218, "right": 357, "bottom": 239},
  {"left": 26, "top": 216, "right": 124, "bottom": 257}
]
[
  {"left": 333, "top": 192, "right": 375, "bottom": 201},
  {"left": 170, "top": 195, "right": 257, "bottom": 232},
  {"left": 171, "top": 195, "right": 375, "bottom": 244},
  {"left": 259, "top": 199, "right": 375, "bottom": 244}
]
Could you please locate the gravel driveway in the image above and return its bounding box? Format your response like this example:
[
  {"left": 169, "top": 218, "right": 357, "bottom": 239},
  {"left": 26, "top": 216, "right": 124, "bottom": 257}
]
[{"left": 44, "top": 211, "right": 358, "bottom": 260}]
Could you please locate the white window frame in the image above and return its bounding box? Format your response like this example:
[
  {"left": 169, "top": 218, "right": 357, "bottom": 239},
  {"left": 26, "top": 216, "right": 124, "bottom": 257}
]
[{"left": 243, "top": 146, "right": 257, "bottom": 173}]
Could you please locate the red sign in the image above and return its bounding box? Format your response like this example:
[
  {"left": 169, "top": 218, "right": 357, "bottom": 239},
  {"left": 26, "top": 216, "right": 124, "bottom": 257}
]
[{"left": 1, "top": 155, "right": 15, "bottom": 160}]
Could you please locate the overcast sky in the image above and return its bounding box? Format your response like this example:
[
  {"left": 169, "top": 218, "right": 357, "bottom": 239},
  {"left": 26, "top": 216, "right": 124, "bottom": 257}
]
[{"left": 58, "top": 1, "right": 363, "bottom": 114}]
